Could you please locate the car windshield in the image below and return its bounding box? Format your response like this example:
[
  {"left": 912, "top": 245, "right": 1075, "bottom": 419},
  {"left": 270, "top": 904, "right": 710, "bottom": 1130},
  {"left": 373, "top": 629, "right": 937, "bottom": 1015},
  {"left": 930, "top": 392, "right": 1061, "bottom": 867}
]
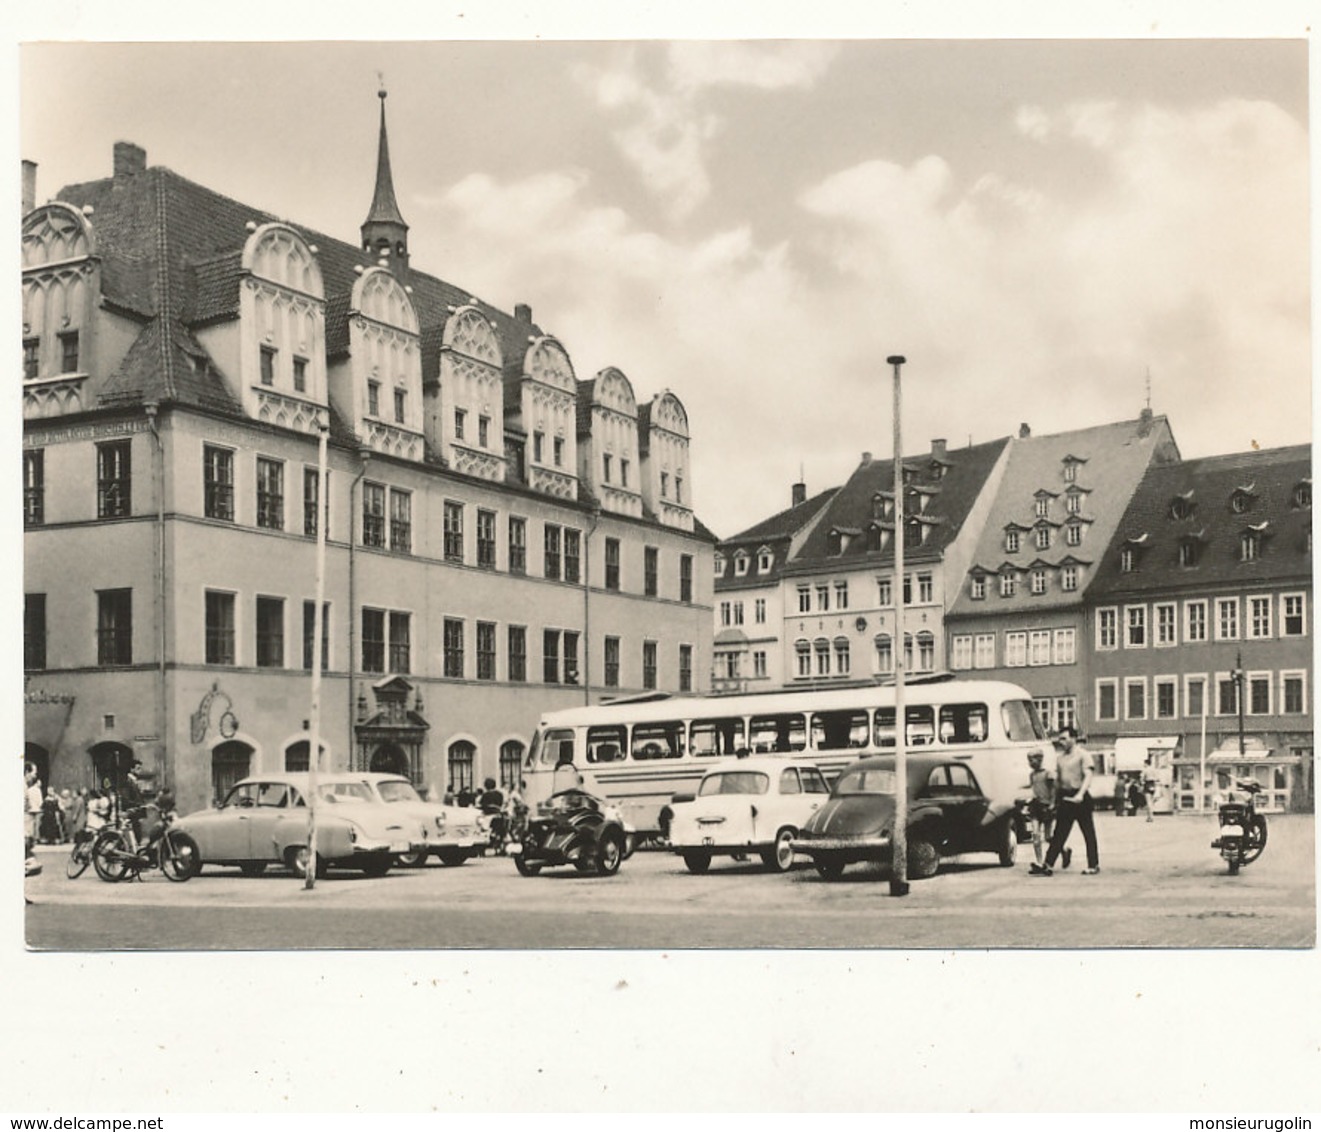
[
  {"left": 317, "top": 782, "right": 373, "bottom": 803},
  {"left": 375, "top": 780, "right": 422, "bottom": 803},
  {"left": 833, "top": 767, "right": 897, "bottom": 795},
  {"left": 698, "top": 771, "right": 770, "bottom": 797}
]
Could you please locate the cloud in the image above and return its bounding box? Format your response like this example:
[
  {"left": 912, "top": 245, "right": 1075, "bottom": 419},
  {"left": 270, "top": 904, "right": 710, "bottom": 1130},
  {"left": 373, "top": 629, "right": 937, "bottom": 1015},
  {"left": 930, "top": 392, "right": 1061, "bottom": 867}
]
[{"left": 665, "top": 41, "right": 839, "bottom": 93}]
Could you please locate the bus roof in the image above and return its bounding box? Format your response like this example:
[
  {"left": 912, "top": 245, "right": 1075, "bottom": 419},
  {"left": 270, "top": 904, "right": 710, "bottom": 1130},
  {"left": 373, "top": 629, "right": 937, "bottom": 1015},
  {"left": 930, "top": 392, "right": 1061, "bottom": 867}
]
[{"left": 535, "top": 679, "right": 1037, "bottom": 729}]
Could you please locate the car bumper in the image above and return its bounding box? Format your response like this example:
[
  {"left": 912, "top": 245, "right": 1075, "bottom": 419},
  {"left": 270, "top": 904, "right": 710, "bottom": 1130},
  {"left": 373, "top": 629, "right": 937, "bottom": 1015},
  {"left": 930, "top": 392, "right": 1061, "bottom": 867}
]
[{"left": 791, "top": 835, "right": 891, "bottom": 855}]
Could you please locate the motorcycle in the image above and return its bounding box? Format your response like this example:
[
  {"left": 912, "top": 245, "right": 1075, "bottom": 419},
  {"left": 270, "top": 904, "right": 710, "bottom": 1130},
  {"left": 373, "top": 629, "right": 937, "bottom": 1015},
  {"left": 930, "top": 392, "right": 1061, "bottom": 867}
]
[
  {"left": 1211, "top": 779, "right": 1268, "bottom": 876},
  {"left": 92, "top": 803, "right": 200, "bottom": 883},
  {"left": 508, "top": 789, "right": 627, "bottom": 877}
]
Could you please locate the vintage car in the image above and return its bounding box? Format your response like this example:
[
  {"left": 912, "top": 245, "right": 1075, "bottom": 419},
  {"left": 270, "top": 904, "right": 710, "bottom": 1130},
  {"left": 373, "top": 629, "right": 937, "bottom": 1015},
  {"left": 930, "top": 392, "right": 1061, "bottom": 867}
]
[
  {"left": 353, "top": 773, "right": 486, "bottom": 866},
  {"left": 791, "top": 754, "right": 1018, "bottom": 881},
  {"left": 668, "top": 757, "right": 832, "bottom": 873},
  {"left": 175, "top": 773, "right": 423, "bottom": 878}
]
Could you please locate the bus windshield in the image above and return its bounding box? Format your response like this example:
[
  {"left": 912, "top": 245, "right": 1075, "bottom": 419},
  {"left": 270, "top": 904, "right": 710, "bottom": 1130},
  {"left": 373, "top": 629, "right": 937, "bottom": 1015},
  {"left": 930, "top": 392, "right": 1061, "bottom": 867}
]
[{"left": 1001, "top": 700, "right": 1046, "bottom": 742}]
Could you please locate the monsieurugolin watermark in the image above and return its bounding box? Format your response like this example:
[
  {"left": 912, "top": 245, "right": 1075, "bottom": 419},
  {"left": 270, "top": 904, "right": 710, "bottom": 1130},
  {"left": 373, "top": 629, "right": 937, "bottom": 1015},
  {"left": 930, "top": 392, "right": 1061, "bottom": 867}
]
[{"left": 1191, "top": 1120, "right": 1312, "bottom": 1131}]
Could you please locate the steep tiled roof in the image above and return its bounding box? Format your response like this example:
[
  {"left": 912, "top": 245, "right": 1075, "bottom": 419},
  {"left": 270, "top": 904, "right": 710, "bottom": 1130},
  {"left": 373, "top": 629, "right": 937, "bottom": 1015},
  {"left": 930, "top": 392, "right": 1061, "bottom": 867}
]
[
  {"left": 791, "top": 437, "right": 1010, "bottom": 570},
  {"left": 1087, "top": 444, "right": 1312, "bottom": 597},
  {"left": 948, "top": 414, "right": 1181, "bottom": 615},
  {"left": 725, "top": 487, "right": 839, "bottom": 545},
  {"left": 575, "top": 378, "right": 598, "bottom": 437}
]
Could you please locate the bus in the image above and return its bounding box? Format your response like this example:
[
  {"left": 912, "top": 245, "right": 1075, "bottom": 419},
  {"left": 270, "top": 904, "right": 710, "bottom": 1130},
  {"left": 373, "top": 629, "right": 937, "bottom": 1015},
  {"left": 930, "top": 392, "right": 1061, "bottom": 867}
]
[{"left": 522, "top": 677, "right": 1051, "bottom": 838}]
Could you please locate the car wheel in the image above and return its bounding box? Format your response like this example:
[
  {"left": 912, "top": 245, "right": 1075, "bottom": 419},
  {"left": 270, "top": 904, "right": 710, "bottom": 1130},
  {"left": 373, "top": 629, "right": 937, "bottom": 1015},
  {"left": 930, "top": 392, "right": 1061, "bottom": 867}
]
[
  {"left": 238, "top": 862, "right": 267, "bottom": 877},
  {"left": 513, "top": 854, "right": 542, "bottom": 877},
  {"left": 815, "top": 857, "right": 846, "bottom": 881},
  {"left": 395, "top": 849, "right": 428, "bottom": 868},
  {"left": 760, "top": 828, "right": 796, "bottom": 873},
  {"left": 359, "top": 854, "right": 392, "bottom": 878},
  {"left": 997, "top": 819, "right": 1017, "bottom": 867},
  {"left": 621, "top": 832, "right": 637, "bottom": 860},
  {"left": 287, "top": 845, "right": 329, "bottom": 880},
  {"left": 595, "top": 831, "right": 624, "bottom": 877},
  {"left": 681, "top": 849, "right": 712, "bottom": 874},
  {"left": 438, "top": 849, "right": 471, "bottom": 867},
  {"left": 159, "top": 830, "right": 200, "bottom": 882},
  {"left": 907, "top": 835, "right": 940, "bottom": 879}
]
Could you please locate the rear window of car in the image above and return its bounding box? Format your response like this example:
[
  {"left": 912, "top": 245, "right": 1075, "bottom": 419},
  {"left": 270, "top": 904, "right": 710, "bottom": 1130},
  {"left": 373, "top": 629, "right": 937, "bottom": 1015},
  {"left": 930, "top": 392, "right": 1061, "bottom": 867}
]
[
  {"left": 834, "top": 767, "right": 897, "bottom": 795},
  {"left": 699, "top": 771, "right": 770, "bottom": 797}
]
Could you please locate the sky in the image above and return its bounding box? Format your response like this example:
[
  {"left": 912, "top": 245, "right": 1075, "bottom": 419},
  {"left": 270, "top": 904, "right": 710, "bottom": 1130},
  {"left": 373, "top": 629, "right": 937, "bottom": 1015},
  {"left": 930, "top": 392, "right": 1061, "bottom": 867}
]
[{"left": 17, "top": 33, "right": 1311, "bottom": 540}]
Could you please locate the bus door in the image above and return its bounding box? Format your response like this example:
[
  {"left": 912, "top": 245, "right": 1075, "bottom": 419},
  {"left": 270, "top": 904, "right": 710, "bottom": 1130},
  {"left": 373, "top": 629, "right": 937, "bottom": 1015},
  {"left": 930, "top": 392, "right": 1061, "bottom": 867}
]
[{"left": 524, "top": 727, "right": 576, "bottom": 811}]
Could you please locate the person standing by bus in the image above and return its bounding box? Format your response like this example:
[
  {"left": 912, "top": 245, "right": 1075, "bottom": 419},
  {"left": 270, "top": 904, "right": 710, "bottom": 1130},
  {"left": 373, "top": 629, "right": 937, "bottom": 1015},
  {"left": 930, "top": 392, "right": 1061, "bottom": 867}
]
[
  {"left": 1024, "top": 751, "right": 1056, "bottom": 874},
  {"left": 1033, "top": 727, "right": 1099, "bottom": 876}
]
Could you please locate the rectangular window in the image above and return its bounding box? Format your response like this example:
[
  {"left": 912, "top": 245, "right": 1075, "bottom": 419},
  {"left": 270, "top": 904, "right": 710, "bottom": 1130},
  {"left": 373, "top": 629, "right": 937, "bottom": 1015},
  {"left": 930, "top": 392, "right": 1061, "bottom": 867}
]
[
  {"left": 508, "top": 626, "right": 528, "bottom": 682},
  {"left": 798, "top": 586, "right": 811, "bottom": 613},
  {"left": 25, "top": 593, "right": 47, "bottom": 671},
  {"left": 388, "top": 611, "right": 410, "bottom": 673},
  {"left": 454, "top": 408, "right": 466, "bottom": 440},
  {"left": 642, "top": 641, "right": 658, "bottom": 690},
  {"left": 816, "top": 584, "right": 830, "bottom": 611},
  {"left": 620, "top": 458, "right": 630, "bottom": 487},
  {"left": 720, "top": 601, "right": 732, "bottom": 628},
  {"left": 1186, "top": 675, "right": 1207, "bottom": 719},
  {"left": 1216, "top": 597, "right": 1239, "bottom": 641},
  {"left": 477, "top": 621, "right": 496, "bottom": 681},
  {"left": 367, "top": 381, "right": 380, "bottom": 416},
  {"left": 1155, "top": 602, "right": 1177, "bottom": 647},
  {"left": 256, "top": 457, "right": 284, "bottom": 530},
  {"left": 23, "top": 337, "right": 39, "bottom": 380},
  {"left": 302, "top": 601, "right": 330, "bottom": 672},
  {"left": 292, "top": 356, "right": 307, "bottom": 393},
  {"left": 878, "top": 578, "right": 892, "bottom": 606},
  {"left": 1034, "top": 526, "right": 1050, "bottom": 550},
  {"left": 679, "top": 644, "right": 693, "bottom": 693},
  {"left": 255, "top": 596, "right": 285, "bottom": 668},
  {"left": 565, "top": 632, "right": 581, "bottom": 684},
  {"left": 754, "top": 598, "right": 766, "bottom": 624},
  {"left": 543, "top": 629, "right": 560, "bottom": 684},
  {"left": 205, "top": 591, "right": 236, "bottom": 666},
  {"left": 951, "top": 635, "right": 973, "bottom": 670},
  {"left": 544, "top": 524, "right": 562, "bottom": 580},
  {"left": 509, "top": 517, "right": 527, "bottom": 575},
  {"left": 23, "top": 450, "right": 44, "bottom": 527},
  {"left": 605, "top": 538, "right": 621, "bottom": 590},
  {"left": 564, "top": 529, "right": 582, "bottom": 585},
  {"left": 1125, "top": 605, "right": 1147, "bottom": 648},
  {"left": 645, "top": 547, "right": 659, "bottom": 597},
  {"left": 1248, "top": 595, "right": 1272, "bottom": 639},
  {"left": 303, "top": 467, "right": 325, "bottom": 539},
  {"left": 1005, "top": 631, "right": 1027, "bottom": 667},
  {"left": 532, "top": 431, "right": 544, "bottom": 463},
  {"left": 1096, "top": 608, "right": 1118, "bottom": 650},
  {"left": 1281, "top": 671, "right": 1306, "bottom": 714},
  {"left": 1247, "top": 672, "right": 1271, "bottom": 715},
  {"left": 1096, "top": 679, "right": 1118, "bottom": 722},
  {"left": 361, "top": 608, "right": 386, "bottom": 674},
  {"left": 1066, "top": 524, "right": 1082, "bottom": 547},
  {"left": 732, "top": 602, "right": 745, "bottom": 627},
  {"left": 1028, "top": 629, "right": 1051, "bottom": 666},
  {"left": 1155, "top": 677, "right": 1177, "bottom": 720},
  {"left": 476, "top": 509, "right": 497, "bottom": 570},
  {"left": 97, "top": 440, "right": 131, "bottom": 519},
  {"left": 754, "top": 650, "right": 767, "bottom": 678},
  {"left": 970, "top": 575, "right": 986, "bottom": 600},
  {"left": 389, "top": 489, "right": 412, "bottom": 554},
  {"left": 916, "top": 573, "right": 933, "bottom": 604},
  {"left": 478, "top": 416, "right": 490, "bottom": 448},
  {"left": 1281, "top": 593, "right": 1306, "bottom": 636},
  {"left": 553, "top": 436, "right": 565, "bottom": 467},
  {"left": 443, "top": 501, "right": 464, "bottom": 562},
  {"left": 835, "top": 581, "right": 850, "bottom": 609},
  {"left": 444, "top": 618, "right": 465, "bottom": 679},
  {"left": 1185, "top": 600, "right": 1207, "bottom": 643},
  {"left": 362, "top": 482, "right": 386, "bottom": 548},
  {"left": 260, "top": 345, "right": 276, "bottom": 386},
  {"left": 393, "top": 388, "right": 406, "bottom": 424},
  {"left": 202, "top": 446, "right": 235, "bottom": 522},
  {"left": 999, "top": 572, "right": 1016, "bottom": 598},
  {"left": 973, "top": 634, "right": 995, "bottom": 669},
  {"left": 1125, "top": 679, "right": 1147, "bottom": 720},
  {"left": 1052, "top": 627, "right": 1076, "bottom": 665},
  {"left": 1061, "top": 565, "right": 1078, "bottom": 592},
  {"left": 680, "top": 555, "right": 693, "bottom": 603},
  {"left": 1216, "top": 673, "right": 1239, "bottom": 716},
  {"left": 604, "top": 636, "right": 621, "bottom": 688},
  {"left": 602, "top": 453, "right": 613, "bottom": 483},
  {"left": 97, "top": 589, "right": 134, "bottom": 666}
]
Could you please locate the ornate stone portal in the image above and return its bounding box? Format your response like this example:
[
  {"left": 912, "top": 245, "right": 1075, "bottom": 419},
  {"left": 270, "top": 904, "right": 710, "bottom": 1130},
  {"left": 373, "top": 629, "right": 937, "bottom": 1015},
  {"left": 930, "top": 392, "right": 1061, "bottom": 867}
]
[{"left": 354, "top": 675, "right": 430, "bottom": 783}]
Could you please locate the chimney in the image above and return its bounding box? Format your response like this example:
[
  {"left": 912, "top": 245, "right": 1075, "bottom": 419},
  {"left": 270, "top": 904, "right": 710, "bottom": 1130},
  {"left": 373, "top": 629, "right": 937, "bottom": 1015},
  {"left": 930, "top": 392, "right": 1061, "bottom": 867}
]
[
  {"left": 860, "top": 451, "right": 872, "bottom": 465},
  {"left": 792, "top": 481, "right": 807, "bottom": 507},
  {"left": 931, "top": 438, "right": 947, "bottom": 458},
  {"left": 114, "top": 141, "right": 147, "bottom": 180},
  {"left": 1018, "top": 422, "right": 1031, "bottom": 438},
  {"left": 1138, "top": 406, "right": 1154, "bottom": 436},
  {"left": 515, "top": 303, "right": 532, "bottom": 323},
  {"left": 21, "top": 160, "right": 36, "bottom": 214}
]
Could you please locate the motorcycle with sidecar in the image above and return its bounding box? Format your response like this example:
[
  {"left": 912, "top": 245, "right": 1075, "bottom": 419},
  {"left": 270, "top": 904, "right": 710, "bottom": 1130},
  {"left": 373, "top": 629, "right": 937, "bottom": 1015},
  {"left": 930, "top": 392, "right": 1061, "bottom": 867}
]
[{"left": 508, "top": 789, "right": 627, "bottom": 877}]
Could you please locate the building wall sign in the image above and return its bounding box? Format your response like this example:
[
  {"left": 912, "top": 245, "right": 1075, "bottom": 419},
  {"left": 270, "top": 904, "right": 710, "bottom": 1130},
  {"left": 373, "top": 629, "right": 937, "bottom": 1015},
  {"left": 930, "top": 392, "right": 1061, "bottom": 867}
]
[{"left": 24, "top": 418, "right": 149, "bottom": 447}]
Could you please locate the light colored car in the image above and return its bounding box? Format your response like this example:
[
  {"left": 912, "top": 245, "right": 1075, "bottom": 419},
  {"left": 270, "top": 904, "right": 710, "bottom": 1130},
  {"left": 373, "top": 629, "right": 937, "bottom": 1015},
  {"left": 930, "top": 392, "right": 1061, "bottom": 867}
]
[
  {"left": 176, "top": 773, "right": 422, "bottom": 879},
  {"left": 668, "top": 757, "right": 832, "bottom": 874},
  {"left": 353, "top": 773, "right": 487, "bottom": 866}
]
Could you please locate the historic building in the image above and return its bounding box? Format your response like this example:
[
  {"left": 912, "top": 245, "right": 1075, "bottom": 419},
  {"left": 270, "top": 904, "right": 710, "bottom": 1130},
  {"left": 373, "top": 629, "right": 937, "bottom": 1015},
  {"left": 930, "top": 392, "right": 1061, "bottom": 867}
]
[
  {"left": 1083, "top": 445, "right": 1313, "bottom": 812},
  {"left": 22, "top": 96, "right": 713, "bottom": 812},
  {"left": 715, "top": 437, "right": 1012, "bottom": 689},
  {"left": 944, "top": 412, "right": 1181, "bottom": 734}
]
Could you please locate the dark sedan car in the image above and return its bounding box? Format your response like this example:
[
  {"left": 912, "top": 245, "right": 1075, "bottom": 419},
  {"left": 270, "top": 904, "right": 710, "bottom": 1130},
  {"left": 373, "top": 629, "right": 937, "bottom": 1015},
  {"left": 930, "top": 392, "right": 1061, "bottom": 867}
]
[{"left": 791, "top": 754, "right": 1018, "bottom": 880}]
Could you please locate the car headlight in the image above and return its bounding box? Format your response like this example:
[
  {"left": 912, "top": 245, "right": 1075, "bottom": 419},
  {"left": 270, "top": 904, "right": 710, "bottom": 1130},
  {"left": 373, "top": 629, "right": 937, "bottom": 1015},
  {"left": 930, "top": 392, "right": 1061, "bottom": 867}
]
[
  {"left": 434, "top": 814, "right": 447, "bottom": 832},
  {"left": 347, "top": 825, "right": 357, "bottom": 843}
]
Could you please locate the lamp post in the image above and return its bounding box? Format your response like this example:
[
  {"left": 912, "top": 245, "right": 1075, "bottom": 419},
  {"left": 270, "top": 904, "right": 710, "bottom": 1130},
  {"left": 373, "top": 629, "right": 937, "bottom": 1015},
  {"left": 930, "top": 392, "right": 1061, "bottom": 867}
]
[
  {"left": 887, "top": 354, "right": 909, "bottom": 898},
  {"left": 303, "top": 421, "right": 329, "bottom": 891},
  {"left": 1234, "top": 650, "right": 1246, "bottom": 757}
]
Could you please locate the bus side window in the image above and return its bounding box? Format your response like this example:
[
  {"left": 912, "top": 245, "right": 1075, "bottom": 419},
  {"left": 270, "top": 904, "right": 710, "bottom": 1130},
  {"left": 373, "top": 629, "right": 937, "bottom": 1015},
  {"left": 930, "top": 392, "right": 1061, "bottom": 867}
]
[
  {"left": 811, "top": 709, "right": 869, "bottom": 751},
  {"left": 938, "top": 703, "right": 989, "bottom": 745},
  {"left": 906, "top": 706, "right": 935, "bottom": 747},
  {"left": 690, "top": 718, "right": 745, "bottom": 757},
  {"left": 586, "top": 725, "right": 627, "bottom": 764},
  {"left": 749, "top": 713, "right": 806, "bottom": 753},
  {"left": 631, "top": 722, "right": 684, "bottom": 760},
  {"left": 873, "top": 708, "right": 896, "bottom": 748},
  {"left": 542, "top": 729, "right": 575, "bottom": 766}
]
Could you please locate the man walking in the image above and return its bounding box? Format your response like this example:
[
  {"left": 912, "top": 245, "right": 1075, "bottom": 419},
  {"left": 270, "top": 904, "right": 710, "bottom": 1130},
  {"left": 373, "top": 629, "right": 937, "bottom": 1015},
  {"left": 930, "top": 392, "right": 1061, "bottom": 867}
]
[{"left": 1032, "top": 726, "right": 1099, "bottom": 876}]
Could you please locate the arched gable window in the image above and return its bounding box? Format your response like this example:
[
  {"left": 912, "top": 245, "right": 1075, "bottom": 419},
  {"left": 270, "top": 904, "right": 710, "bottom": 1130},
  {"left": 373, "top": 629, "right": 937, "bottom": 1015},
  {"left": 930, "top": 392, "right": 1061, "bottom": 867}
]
[{"left": 440, "top": 305, "right": 503, "bottom": 477}]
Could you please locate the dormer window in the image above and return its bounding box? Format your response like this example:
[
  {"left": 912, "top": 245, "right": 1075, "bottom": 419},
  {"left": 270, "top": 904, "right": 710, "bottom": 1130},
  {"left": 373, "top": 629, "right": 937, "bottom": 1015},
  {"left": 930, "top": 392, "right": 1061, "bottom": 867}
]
[
  {"left": 904, "top": 518, "right": 924, "bottom": 548},
  {"left": 970, "top": 574, "right": 986, "bottom": 600},
  {"left": 758, "top": 550, "right": 773, "bottom": 573},
  {"left": 1030, "top": 568, "right": 1047, "bottom": 595},
  {"left": 1178, "top": 539, "right": 1199, "bottom": 568},
  {"left": 902, "top": 466, "right": 917, "bottom": 486},
  {"left": 1063, "top": 463, "right": 1077, "bottom": 483},
  {"left": 1005, "top": 529, "right": 1020, "bottom": 554},
  {"left": 873, "top": 494, "right": 894, "bottom": 521},
  {"left": 1169, "top": 493, "right": 1195, "bottom": 520},
  {"left": 1066, "top": 492, "right": 1082, "bottom": 515},
  {"left": 1035, "top": 526, "right": 1051, "bottom": 551},
  {"left": 1061, "top": 564, "right": 1079, "bottom": 592},
  {"left": 1000, "top": 571, "right": 1016, "bottom": 598},
  {"left": 1120, "top": 547, "right": 1135, "bottom": 573},
  {"left": 1231, "top": 487, "right": 1255, "bottom": 514},
  {"left": 1240, "top": 532, "right": 1260, "bottom": 562},
  {"left": 1066, "top": 523, "right": 1082, "bottom": 548},
  {"left": 734, "top": 553, "right": 750, "bottom": 576},
  {"left": 1034, "top": 497, "right": 1049, "bottom": 519},
  {"left": 713, "top": 555, "right": 725, "bottom": 578},
  {"left": 1294, "top": 482, "right": 1311, "bottom": 509}
]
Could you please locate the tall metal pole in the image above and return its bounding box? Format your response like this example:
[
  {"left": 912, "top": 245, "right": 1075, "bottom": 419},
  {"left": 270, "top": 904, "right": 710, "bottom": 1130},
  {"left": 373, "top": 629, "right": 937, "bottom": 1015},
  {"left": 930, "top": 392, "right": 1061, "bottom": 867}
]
[
  {"left": 1235, "top": 649, "right": 1246, "bottom": 757},
  {"left": 304, "top": 423, "right": 329, "bottom": 891},
  {"left": 1199, "top": 678, "right": 1209, "bottom": 813},
  {"left": 888, "top": 355, "right": 910, "bottom": 898}
]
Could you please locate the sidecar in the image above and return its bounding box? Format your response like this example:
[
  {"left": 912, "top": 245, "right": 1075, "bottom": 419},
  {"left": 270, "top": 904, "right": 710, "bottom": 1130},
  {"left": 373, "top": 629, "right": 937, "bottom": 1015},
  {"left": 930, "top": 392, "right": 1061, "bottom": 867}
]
[{"left": 508, "top": 790, "right": 627, "bottom": 877}]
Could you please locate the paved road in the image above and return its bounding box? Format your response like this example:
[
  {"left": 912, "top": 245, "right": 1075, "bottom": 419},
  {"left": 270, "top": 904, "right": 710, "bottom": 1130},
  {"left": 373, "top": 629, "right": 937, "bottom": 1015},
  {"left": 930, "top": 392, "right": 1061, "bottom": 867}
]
[{"left": 25, "top": 812, "right": 1315, "bottom": 949}]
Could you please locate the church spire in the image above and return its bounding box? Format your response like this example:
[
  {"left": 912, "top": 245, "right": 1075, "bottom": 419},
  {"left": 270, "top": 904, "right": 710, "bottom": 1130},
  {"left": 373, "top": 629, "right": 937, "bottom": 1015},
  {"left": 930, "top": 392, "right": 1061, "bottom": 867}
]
[{"left": 361, "top": 82, "right": 409, "bottom": 273}]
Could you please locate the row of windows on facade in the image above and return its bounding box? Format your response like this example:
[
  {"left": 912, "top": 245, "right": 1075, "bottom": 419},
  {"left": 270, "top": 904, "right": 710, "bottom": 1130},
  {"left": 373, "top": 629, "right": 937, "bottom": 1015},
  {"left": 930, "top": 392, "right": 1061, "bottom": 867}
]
[
  {"left": 23, "top": 443, "right": 695, "bottom": 601},
  {"left": 1119, "top": 530, "right": 1296, "bottom": 572},
  {"left": 970, "top": 562, "right": 1085, "bottom": 600},
  {"left": 22, "top": 590, "right": 695, "bottom": 693},
  {"left": 1094, "top": 593, "right": 1308, "bottom": 650},
  {"left": 950, "top": 627, "right": 1078, "bottom": 670},
  {"left": 719, "top": 573, "right": 941, "bottom": 627},
  {"left": 1003, "top": 518, "right": 1088, "bottom": 554},
  {"left": 23, "top": 330, "right": 79, "bottom": 378},
  {"left": 1094, "top": 668, "right": 1309, "bottom": 723},
  {"left": 1167, "top": 483, "right": 1311, "bottom": 521}
]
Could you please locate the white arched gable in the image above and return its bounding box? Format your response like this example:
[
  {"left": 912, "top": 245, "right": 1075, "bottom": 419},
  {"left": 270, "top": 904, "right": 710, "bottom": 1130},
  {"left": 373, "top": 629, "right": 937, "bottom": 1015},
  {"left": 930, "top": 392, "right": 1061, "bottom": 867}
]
[
  {"left": 352, "top": 267, "right": 418, "bottom": 334},
  {"left": 242, "top": 223, "right": 324, "bottom": 300},
  {"left": 651, "top": 390, "right": 690, "bottom": 438},
  {"left": 594, "top": 367, "right": 638, "bottom": 416},
  {"left": 22, "top": 202, "right": 95, "bottom": 268},
  {"left": 444, "top": 306, "right": 502, "bottom": 366},
  {"left": 525, "top": 337, "right": 576, "bottom": 393}
]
